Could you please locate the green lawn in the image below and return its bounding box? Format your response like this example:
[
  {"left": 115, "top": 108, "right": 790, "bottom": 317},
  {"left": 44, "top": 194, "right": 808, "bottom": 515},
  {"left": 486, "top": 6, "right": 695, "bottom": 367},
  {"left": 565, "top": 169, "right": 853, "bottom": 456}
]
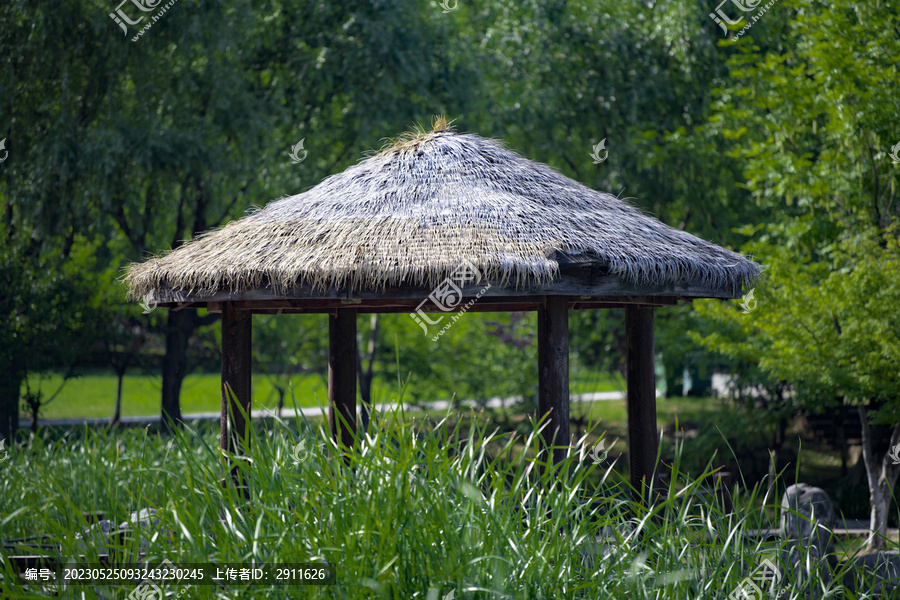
[
  {"left": 24, "top": 372, "right": 331, "bottom": 420},
  {"left": 25, "top": 370, "right": 626, "bottom": 420},
  {"left": 569, "top": 392, "right": 720, "bottom": 430}
]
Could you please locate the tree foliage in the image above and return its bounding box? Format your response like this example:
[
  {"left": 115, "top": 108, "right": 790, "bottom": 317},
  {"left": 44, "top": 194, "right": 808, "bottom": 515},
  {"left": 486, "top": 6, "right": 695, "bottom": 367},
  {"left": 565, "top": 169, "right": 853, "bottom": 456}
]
[{"left": 690, "top": 0, "right": 900, "bottom": 547}]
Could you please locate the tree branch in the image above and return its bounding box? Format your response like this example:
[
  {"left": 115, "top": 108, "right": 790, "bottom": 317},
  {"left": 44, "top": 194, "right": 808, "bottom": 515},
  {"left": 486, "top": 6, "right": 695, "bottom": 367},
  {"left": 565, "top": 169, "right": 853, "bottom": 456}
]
[
  {"left": 114, "top": 202, "right": 135, "bottom": 245},
  {"left": 211, "top": 181, "right": 250, "bottom": 229},
  {"left": 40, "top": 364, "right": 78, "bottom": 408},
  {"left": 883, "top": 422, "right": 900, "bottom": 488},
  {"left": 171, "top": 184, "right": 187, "bottom": 251},
  {"left": 561, "top": 152, "right": 581, "bottom": 179}
]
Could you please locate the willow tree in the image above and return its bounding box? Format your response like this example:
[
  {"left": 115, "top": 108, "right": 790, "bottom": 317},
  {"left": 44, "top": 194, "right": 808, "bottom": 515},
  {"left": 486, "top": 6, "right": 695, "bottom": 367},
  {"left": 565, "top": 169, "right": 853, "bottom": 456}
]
[{"left": 0, "top": 0, "right": 475, "bottom": 429}]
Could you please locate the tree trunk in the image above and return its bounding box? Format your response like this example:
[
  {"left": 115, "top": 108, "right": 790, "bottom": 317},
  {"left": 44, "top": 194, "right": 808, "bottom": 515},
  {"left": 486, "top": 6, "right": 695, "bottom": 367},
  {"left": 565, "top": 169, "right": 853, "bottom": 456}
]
[
  {"left": 160, "top": 310, "right": 193, "bottom": 432},
  {"left": 159, "top": 310, "right": 220, "bottom": 433},
  {"left": 838, "top": 421, "right": 849, "bottom": 477},
  {"left": 765, "top": 408, "right": 788, "bottom": 508},
  {"left": 858, "top": 406, "right": 900, "bottom": 551},
  {"left": 0, "top": 366, "right": 24, "bottom": 444},
  {"left": 276, "top": 384, "right": 285, "bottom": 415},
  {"left": 111, "top": 367, "right": 125, "bottom": 426},
  {"left": 869, "top": 480, "right": 891, "bottom": 551},
  {"left": 358, "top": 367, "right": 373, "bottom": 434},
  {"left": 27, "top": 392, "right": 39, "bottom": 434}
]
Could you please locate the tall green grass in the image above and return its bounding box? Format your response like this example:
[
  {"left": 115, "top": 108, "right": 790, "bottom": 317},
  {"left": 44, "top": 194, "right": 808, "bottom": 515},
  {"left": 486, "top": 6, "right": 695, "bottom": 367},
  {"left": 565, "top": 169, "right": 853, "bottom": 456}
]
[{"left": 0, "top": 408, "right": 877, "bottom": 599}]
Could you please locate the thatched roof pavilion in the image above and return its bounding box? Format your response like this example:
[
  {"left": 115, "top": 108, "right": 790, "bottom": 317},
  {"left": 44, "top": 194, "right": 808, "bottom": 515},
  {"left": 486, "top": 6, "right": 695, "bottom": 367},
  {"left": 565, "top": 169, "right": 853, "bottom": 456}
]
[{"left": 127, "top": 119, "right": 759, "bottom": 497}]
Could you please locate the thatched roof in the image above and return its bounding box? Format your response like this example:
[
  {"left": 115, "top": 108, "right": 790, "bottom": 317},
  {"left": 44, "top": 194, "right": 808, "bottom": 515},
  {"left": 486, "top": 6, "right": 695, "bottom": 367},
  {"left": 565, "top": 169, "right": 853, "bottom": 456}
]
[{"left": 126, "top": 120, "right": 759, "bottom": 300}]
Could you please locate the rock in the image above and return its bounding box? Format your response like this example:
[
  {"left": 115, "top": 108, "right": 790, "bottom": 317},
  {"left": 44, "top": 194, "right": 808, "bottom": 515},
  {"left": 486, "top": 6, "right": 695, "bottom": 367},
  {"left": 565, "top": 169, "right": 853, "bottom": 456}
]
[
  {"left": 119, "top": 507, "right": 160, "bottom": 531},
  {"left": 76, "top": 508, "right": 169, "bottom": 553},
  {"left": 780, "top": 483, "right": 839, "bottom": 596},
  {"left": 74, "top": 519, "right": 115, "bottom": 552},
  {"left": 842, "top": 551, "right": 900, "bottom": 598},
  {"left": 781, "top": 483, "right": 837, "bottom": 556},
  {"left": 119, "top": 508, "right": 173, "bottom": 550}
]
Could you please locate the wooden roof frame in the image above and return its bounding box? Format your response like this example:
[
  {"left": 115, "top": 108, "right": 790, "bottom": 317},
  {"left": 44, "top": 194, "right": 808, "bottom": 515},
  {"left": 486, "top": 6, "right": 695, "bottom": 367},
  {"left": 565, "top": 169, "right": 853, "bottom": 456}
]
[{"left": 155, "top": 267, "right": 737, "bottom": 311}]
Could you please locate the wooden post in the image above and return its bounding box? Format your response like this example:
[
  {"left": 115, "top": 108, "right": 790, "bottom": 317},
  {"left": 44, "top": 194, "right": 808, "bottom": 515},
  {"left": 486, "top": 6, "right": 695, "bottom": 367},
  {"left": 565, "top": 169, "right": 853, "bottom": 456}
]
[
  {"left": 626, "top": 305, "right": 658, "bottom": 502},
  {"left": 220, "top": 302, "right": 252, "bottom": 493},
  {"left": 537, "top": 295, "right": 570, "bottom": 464},
  {"left": 329, "top": 309, "right": 357, "bottom": 450}
]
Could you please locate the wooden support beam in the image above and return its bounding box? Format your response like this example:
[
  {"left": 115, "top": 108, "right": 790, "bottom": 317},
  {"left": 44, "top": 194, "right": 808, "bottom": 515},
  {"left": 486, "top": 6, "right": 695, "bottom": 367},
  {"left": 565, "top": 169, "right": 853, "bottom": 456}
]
[
  {"left": 220, "top": 302, "right": 252, "bottom": 493},
  {"left": 626, "top": 305, "right": 658, "bottom": 502},
  {"left": 537, "top": 295, "right": 570, "bottom": 464},
  {"left": 150, "top": 268, "right": 738, "bottom": 308},
  {"left": 159, "top": 294, "right": 682, "bottom": 312},
  {"left": 328, "top": 309, "right": 357, "bottom": 450}
]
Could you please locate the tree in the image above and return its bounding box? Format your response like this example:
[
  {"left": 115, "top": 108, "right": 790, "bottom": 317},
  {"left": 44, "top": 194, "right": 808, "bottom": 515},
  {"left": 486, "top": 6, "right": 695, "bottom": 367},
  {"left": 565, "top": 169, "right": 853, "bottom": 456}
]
[
  {"left": 467, "top": 0, "right": 774, "bottom": 242},
  {"left": 103, "top": 315, "right": 149, "bottom": 427},
  {"left": 689, "top": 0, "right": 900, "bottom": 548},
  {"left": 0, "top": 231, "right": 106, "bottom": 442},
  {"left": 1, "top": 0, "right": 477, "bottom": 429},
  {"left": 695, "top": 233, "right": 900, "bottom": 548}
]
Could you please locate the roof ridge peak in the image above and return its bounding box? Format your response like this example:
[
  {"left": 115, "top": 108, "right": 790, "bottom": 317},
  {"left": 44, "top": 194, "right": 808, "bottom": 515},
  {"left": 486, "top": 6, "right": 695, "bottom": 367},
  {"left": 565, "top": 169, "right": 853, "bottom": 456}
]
[{"left": 378, "top": 115, "right": 456, "bottom": 155}]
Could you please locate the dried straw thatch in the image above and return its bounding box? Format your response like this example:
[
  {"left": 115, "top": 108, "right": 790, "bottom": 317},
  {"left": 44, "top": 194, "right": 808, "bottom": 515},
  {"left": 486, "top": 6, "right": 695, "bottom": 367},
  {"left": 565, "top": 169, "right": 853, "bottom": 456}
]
[{"left": 126, "top": 119, "right": 759, "bottom": 299}]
